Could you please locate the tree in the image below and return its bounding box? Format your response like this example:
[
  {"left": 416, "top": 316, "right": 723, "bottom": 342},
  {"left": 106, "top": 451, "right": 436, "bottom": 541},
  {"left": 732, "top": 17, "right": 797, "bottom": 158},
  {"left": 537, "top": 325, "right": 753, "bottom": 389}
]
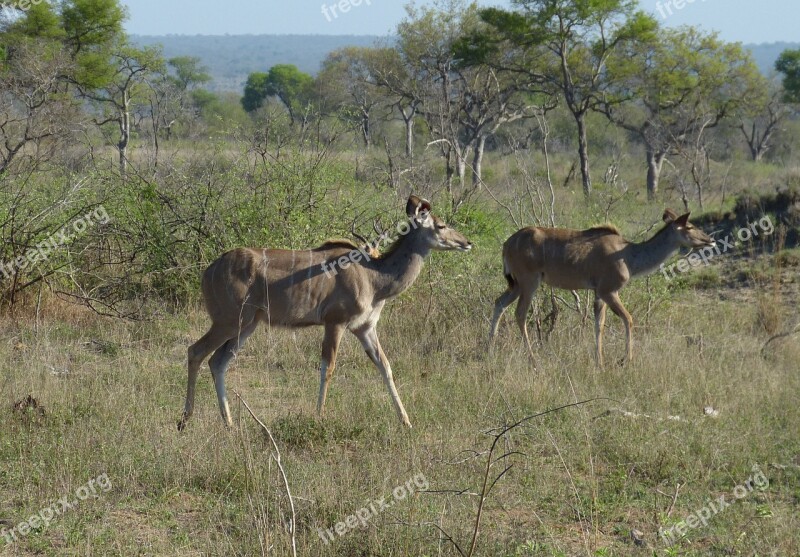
[
  {"left": 1, "top": 0, "right": 64, "bottom": 42},
  {"left": 79, "top": 43, "right": 165, "bottom": 175},
  {"left": 478, "top": 0, "right": 657, "bottom": 196},
  {"left": 241, "top": 71, "right": 269, "bottom": 112},
  {"left": 167, "top": 55, "right": 211, "bottom": 92},
  {"left": 241, "top": 64, "right": 314, "bottom": 127},
  {"left": 396, "top": 1, "right": 478, "bottom": 194},
  {"left": 148, "top": 57, "right": 212, "bottom": 141},
  {"left": 367, "top": 46, "right": 422, "bottom": 162},
  {"left": 738, "top": 84, "right": 787, "bottom": 162},
  {"left": 776, "top": 49, "right": 800, "bottom": 103},
  {"left": 0, "top": 39, "right": 78, "bottom": 175},
  {"left": 0, "top": 0, "right": 156, "bottom": 176},
  {"left": 60, "top": 0, "right": 126, "bottom": 88},
  {"left": 602, "top": 27, "right": 763, "bottom": 198},
  {"left": 318, "top": 47, "right": 385, "bottom": 148},
  {"left": 394, "top": 0, "right": 551, "bottom": 202}
]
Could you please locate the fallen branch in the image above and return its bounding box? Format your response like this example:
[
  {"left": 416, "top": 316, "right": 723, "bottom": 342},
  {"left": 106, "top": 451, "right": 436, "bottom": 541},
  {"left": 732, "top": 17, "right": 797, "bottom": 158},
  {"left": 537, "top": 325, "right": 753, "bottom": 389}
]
[
  {"left": 233, "top": 390, "right": 297, "bottom": 557},
  {"left": 761, "top": 323, "right": 800, "bottom": 355}
]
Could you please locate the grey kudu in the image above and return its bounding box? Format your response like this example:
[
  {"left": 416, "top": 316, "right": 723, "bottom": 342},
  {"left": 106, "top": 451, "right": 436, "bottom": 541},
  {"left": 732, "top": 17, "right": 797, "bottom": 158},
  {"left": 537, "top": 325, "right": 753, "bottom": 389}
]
[
  {"left": 490, "top": 209, "right": 715, "bottom": 366},
  {"left": 179, "top": 196, "right": 472, "bottom": 430}
]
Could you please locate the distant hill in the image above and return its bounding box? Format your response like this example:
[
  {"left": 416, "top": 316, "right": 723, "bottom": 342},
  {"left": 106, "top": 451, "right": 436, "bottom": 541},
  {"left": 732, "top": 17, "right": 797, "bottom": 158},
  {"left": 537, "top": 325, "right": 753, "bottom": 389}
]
[
  {"left": 132, "top": 34, "right": 385, "bottom": 92},
  {"left": 746, "top": 42, "right": 800, "bottom": 76},
  {"left": 132, "top": 34, "right": 800, "bottom": 94}
]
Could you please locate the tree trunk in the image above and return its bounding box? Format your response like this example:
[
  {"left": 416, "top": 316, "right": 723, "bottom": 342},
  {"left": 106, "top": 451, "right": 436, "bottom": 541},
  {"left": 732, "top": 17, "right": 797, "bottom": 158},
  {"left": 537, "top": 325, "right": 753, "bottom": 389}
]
[
  {"left": 401, "top": 104, "right": 416, "bottom": 164},
  {"left": 575, "top": 113, "right": 591, "bottom": 196},
  {"left": 646, "top": 150, "right": 666, "bottom": 201},
  {"left": 362, "top": 112, "right": 371, "bottom": 148},
  {"left": 445, "top": 148, "right": 454, "bottom": 200},
  {"left": 456, "top": 152, "right": 466, "bottom": 190},
  {"left": 472, "top": 135, "right": 486, "bottom": 188},
  {"left": 118, "top": 93, "right": 130, "bottom": 177},
  {"left": 405, "top": 117, "right": 414, "bottom": 161}
]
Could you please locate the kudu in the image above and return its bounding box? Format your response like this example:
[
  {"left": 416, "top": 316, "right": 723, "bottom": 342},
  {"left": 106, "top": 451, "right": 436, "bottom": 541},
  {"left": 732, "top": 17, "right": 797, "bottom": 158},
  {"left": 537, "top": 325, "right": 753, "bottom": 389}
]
[
  {"left": 489, "top": 209, "right": 714, "bottom": 366},
  {"left": 179, "top": 195, "right": 472, "bottom": 430}
]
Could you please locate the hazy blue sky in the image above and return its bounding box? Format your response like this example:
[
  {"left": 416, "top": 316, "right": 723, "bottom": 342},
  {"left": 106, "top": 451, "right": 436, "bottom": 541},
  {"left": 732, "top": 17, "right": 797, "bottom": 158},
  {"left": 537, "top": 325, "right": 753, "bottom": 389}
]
[{"left": 121, "top": 0, "right": 797, "bottom": 44}]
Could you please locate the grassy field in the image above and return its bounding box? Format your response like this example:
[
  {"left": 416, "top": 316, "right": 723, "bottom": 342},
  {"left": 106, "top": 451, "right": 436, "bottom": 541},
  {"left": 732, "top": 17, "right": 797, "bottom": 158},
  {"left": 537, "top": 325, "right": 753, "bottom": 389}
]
[{"left": 1, "top": 201, "right": 799, "bottom": 556}]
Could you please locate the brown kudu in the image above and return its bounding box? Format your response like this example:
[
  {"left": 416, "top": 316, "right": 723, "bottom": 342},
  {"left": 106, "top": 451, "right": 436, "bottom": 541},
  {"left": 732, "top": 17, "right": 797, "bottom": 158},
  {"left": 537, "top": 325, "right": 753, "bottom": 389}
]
[
  {"left": 489, "top": 209, "right": 715, "bottom": 366},
  {"left": 178, "top": 195, "right": 472, "bottom": 430}
]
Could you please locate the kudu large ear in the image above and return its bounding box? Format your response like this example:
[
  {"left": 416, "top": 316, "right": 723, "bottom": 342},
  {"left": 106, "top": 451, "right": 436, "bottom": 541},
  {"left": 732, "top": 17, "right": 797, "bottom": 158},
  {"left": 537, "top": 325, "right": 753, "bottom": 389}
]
[
  {"left": 663, "top": 209, "right": 678, "bottom": 224},
  {"left": 406, "top": 195, "right": 432, "bottom": 219},
  {"left": 674, "top": 212, "right": 691, "bottom": 228}
]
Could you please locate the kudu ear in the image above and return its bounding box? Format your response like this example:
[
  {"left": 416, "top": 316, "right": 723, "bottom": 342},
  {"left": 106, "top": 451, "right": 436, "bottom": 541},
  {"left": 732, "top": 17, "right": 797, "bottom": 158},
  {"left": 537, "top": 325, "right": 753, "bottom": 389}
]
[
  {"left": 674, "top": 212, "right": 691, "bottom": 228},
  {"left": 663, "top": 209, "right": 678, "bottom": 224},
  {"left": 406, "top": 195, "right": 432, "bottom": 219}
]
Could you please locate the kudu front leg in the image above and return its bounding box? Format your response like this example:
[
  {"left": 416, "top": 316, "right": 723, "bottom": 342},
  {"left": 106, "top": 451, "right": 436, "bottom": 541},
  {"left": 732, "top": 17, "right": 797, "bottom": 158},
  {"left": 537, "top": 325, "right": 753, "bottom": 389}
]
[
  {"left": 602, "top": 291, "right": 634, "bottom": 366},
  {"left": 354, "top": 325, "right": 412, "bottom": 427},
  {"left": 593, "top": 295, "right": 607, "bottom": 368}
]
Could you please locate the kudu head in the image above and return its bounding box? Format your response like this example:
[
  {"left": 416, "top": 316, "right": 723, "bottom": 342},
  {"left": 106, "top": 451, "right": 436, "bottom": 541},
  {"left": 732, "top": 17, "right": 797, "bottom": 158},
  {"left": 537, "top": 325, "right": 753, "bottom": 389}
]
[
  {"left": 662, "top": 209, "right": 715, "bottom": 249},
  {"left": 407, "top": 195, "right": 473, "bottom": 252}
]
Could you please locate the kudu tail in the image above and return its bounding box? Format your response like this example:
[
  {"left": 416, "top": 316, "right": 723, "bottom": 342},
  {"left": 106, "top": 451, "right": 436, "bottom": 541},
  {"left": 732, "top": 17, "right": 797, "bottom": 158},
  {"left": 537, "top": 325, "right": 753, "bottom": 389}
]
[{"left": 502, "top": 251, "right": 516, "bottom": 291}]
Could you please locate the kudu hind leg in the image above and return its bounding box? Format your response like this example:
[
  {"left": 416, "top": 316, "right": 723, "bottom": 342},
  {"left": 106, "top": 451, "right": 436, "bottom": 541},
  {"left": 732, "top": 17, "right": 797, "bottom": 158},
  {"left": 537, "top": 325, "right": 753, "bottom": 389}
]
[
  {"left": 489, "top": 287, "right": 520, "bottom": 346},
  {"left": 514, "top": 277, "right": 541, "bottom": 362},
  {"left": 208, "top": 320, "right": 259, "bottom": 427},
  {"left": 179, "top": 326, "right": 234, "bottom": 431},
  {"left": 317, "top": 324, "right": 345, "bottom": 417}
]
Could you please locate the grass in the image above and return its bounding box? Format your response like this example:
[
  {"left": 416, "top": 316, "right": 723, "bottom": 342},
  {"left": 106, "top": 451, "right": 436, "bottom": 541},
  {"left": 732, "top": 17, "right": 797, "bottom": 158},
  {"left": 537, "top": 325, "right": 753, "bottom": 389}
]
[{"left": 1, "top": 238, "right": 799, "bottom": 556}]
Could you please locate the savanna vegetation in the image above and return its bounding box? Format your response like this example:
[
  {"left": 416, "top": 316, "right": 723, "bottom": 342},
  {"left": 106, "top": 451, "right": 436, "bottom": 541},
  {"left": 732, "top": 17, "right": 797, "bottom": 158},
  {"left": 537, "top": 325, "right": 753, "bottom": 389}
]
[{"left": 1, "top": 0, "right": 799, "bottom": 555}]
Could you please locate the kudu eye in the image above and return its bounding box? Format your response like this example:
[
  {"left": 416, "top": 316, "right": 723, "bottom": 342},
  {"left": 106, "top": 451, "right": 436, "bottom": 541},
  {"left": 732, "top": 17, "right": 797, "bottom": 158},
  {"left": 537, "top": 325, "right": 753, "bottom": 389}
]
[{"left": 436, "top": 224, "right": 446, "bottom": 230}]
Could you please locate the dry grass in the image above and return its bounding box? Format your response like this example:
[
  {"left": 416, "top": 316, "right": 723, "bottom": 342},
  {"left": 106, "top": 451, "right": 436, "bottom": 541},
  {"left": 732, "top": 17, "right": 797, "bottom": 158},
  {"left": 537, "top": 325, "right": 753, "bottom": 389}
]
[{"left": 1, "top": 239, "right": 799, "bottom": 556}]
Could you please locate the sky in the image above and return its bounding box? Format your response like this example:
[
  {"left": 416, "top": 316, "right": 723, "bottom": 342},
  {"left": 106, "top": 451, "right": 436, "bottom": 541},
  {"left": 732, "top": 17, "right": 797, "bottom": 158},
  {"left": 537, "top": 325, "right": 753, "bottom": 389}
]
[{"left": 119, "top": 0, "right": 798, "bottom": 45}]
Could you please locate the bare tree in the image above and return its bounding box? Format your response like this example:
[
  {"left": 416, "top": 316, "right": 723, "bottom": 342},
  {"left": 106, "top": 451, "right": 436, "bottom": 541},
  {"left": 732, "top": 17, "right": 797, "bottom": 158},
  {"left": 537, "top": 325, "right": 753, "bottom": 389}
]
[
  {"left": 739, "top": 86, "right": 787, "bottom": 162},
  {"left": 78, "top": 43, "right": 164, "bottom": 176},
  {"left": 0, "top": 41, "right": 78, "bottom": 175}
]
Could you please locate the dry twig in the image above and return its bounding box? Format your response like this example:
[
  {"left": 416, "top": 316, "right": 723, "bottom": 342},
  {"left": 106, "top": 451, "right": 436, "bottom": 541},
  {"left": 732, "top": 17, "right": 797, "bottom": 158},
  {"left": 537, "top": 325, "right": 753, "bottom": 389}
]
[{"left": 233, "top": 390, "right": 297, "bottom": 557}]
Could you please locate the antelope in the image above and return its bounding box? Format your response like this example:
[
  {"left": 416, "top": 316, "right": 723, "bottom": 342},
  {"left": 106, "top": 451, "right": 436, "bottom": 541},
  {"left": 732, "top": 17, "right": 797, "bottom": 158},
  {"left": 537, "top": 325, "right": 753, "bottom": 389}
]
[
  {"left": 178, "top": 195, "right": 472, "bottom": 431},
  {"left": 489, "top": 209, "right": 714, "bottom": 366}
]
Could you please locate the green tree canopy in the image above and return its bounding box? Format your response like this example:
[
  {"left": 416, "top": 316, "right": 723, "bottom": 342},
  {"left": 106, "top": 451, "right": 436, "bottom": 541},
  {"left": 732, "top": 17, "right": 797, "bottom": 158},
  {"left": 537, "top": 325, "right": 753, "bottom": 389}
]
[
  {"left": 168, "top": 56, "right": 211, "bottom": 91},
  {"left": 603, "top": 27, "right": 764, "bottom": 196},
  {"left": 241, "top": 64, "right": 314, "bottom": 125},
  {"left": 776, "top": 49, "right": 800, "bottom": 103},
  {"left": 241, "top": 71, "right": 270, "bottom": 112},
  {"left": 60, "top": 0, "right": 127, "bottom": 89},
  {"left": 473, "top": 0, "right": 658, "bottom": 196}
]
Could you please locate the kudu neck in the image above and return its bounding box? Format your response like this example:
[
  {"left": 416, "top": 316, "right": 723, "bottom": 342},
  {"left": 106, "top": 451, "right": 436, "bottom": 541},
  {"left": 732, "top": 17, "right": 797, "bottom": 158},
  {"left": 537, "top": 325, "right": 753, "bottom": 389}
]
[
  {"left": 626, "top": 225, "right": 682, "bottom": 278},
  {"left": 371, "top": 229, "right": 429, "bottom": 301}
]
